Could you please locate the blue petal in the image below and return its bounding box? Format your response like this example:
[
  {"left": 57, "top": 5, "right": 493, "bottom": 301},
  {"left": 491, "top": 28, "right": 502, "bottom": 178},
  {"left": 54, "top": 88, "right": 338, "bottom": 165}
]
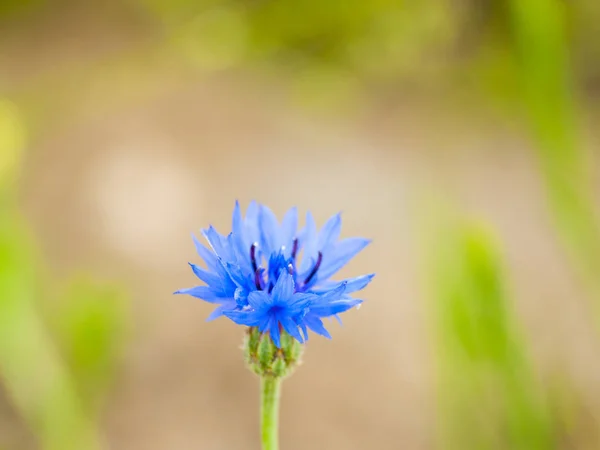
[
  {"left": 248, "top": 290, "right": 272, "bottom": 309},
  {"left": 298, "top": 321, "right": 309, "bottom": 341},
  {"left": 245, "top": 201, "right": 261, "bottom": 246},
  {"left": 309, "top": 298, "right": 362, "bottom": 317},
  {"left": 317, "top": 238, "right": 371, "bottom": 280},
  {"left": 232, "top": 201, "right": 246, "bottom": 246},
  {"left": 272, "top": 272, "right": 295, "bottom": 304},
  {"left": 310, "top": 274, "right": 374, "bottom": 295},
  {"left": 287, "top": 292, "right": 314, "bottom": 309},
  {"left": 203, "top": 226, "right": 234, "bottom": 261},
  {"left": 317, "top": 212, "right": 342, "bottom": 250},
  {"left": 188, "top": 262, "right": 222, "bottom": 286},
  {"left": 280, "top": 316, "right": 304, "bottom": 343},
  {"left": 270, "top": 319, "right": 281, "bottom": 348},
  {"left": 212, "top": 259, "right": 237, "bottom": 293},
  {"left": 343, "top": 273, "right": 375, "bottom": 293},
  {"left": 192, "top": 234, "right": 218, "bottom": 270},
  {"left": 314, "top": 281, "right": 347, "bottom": 301},
  {"left": 224, "top": 309, "right": 263, "bottom": 326},
  {"left": 304, "top": 315, "right": 332, "bottom": 339},
  {"left": 226, "top": 232, "right": 246, "bottom": 270},
  {"left": 206, "top": 302, "right": 236, "bottom": 321},
  {"left": 225, "top": 261, "right": 252, "bottom": 290},
  {"left": 298, "top": 211, "right": 318, "bottom": 273},
  {"left": 174, "top": 286, "right": 227, "bottom": 303},
  {"left": 259, "top": 315, "right": 274, "bottom": 333},
  {"left": 232, "top": 201, "right": 252, "bottom": 270},
  {"left": 281, "top": 207, "right": 298, "bottom": 253},
  {"left": 259, "top": 205, "right": 281, "bottom": 256}
]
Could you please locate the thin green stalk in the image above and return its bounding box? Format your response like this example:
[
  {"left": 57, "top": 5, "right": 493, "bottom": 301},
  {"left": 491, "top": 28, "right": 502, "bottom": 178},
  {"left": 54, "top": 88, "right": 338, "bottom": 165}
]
[{"left": 260, "top": 376, "right": 281, "bottom": 450}]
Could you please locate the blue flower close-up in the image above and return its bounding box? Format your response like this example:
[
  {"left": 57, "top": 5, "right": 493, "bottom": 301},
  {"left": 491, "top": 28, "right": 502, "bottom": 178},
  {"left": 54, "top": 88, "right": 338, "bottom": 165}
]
[{"left": 175, "top": 201, "right": 374, "bottom": 346}]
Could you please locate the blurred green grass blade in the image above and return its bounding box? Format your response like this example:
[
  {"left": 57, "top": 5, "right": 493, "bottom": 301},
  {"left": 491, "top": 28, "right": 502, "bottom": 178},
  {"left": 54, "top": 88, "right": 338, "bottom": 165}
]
[
  {"left": 507, "top": 0, "right": 600, "bottom": 311},
  {"left": 426, "top": 218, "right": 554, "bottom": 449},
  {"left": 0, "top": 215, "right": 101, "bottom": 450},
  {"left": 0, "top": 96, "right": 120, "bottom": 449},
  {"left": 49, "top": 276, "right": 127, "bottom": 412}
]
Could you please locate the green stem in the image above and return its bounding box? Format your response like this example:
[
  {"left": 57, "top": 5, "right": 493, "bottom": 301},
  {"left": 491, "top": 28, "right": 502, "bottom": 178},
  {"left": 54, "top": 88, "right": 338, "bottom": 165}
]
[{"left": 260, "top": 376, "right": 281, "bottom": 450}]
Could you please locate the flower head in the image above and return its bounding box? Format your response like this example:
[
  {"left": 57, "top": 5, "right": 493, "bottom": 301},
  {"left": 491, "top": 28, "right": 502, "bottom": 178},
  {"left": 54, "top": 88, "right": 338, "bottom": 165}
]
[{"left": 175, "top": 201, "right": 373, "bottom": 346}]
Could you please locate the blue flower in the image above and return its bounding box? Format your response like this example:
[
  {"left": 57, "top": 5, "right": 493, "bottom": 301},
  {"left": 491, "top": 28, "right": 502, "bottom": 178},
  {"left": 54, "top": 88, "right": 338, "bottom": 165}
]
[{"left": 175, "top": 201, "right": 373, "bottom": 344}]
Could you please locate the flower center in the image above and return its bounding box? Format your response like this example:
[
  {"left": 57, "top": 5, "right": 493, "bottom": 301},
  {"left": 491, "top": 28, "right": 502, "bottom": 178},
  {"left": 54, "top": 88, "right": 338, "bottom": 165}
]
[{"left": 249, "top": 240, "right": 323, "bottom": 292}]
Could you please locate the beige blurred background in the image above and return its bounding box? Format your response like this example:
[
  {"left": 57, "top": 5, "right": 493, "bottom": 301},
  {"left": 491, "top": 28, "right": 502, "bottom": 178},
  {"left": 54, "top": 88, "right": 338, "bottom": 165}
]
[{"left": 1, "top": 1, "right": 600, "bottom": 449}]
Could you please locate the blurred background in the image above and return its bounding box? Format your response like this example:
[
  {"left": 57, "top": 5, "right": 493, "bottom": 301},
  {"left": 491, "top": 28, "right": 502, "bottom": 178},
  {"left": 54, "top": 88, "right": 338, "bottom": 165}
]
[{"left": 1, "top": 0, "right": 600, "bottom": 449}]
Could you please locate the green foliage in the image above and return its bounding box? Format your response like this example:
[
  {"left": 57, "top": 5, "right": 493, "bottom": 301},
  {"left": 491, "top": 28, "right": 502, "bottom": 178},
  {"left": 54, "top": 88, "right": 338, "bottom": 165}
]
[
  {"left": 0, "top": 102, "right": 128, "bottom": 449},
  {"left": 142, "top": 0, "right": 457, "bottom": 79},
  {"left": 47, "top": 277, "right": 127, "bottom": 412},
  {"left": 507, "top": 0, "right": 600, "bottom": 317},
  {"left": 0, "top": 220, "right": 127, "bottom": 449},
  {"left": 0, "top": 213, "right": 100, "bottom": 450},
  {"left": 426, "top": 219, "right": 554, "bottom": 449}
]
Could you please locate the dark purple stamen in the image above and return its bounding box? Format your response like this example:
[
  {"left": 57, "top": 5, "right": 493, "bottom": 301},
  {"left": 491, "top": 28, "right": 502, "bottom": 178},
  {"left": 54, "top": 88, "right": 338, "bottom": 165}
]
[
  {"left": 291, "top": 238, "right": 299, "bottom": 259},
  {"left": 304, "top": 251, "right": 323, "bottom": 285},
  {"left": 254, "top": 269, "right": 263, "bottom": 290},
  {"left": 250, "top": 243, "right": 258, "bottom": 272}
]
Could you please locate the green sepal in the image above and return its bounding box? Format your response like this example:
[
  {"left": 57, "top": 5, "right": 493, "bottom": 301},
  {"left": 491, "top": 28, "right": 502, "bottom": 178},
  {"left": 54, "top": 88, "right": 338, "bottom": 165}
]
[
  {"left": 243, "top": 326, "right": 304, "bottom": 378},
  {"left": 258, "top": 333, "right": 275, "bottom": 367}
]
